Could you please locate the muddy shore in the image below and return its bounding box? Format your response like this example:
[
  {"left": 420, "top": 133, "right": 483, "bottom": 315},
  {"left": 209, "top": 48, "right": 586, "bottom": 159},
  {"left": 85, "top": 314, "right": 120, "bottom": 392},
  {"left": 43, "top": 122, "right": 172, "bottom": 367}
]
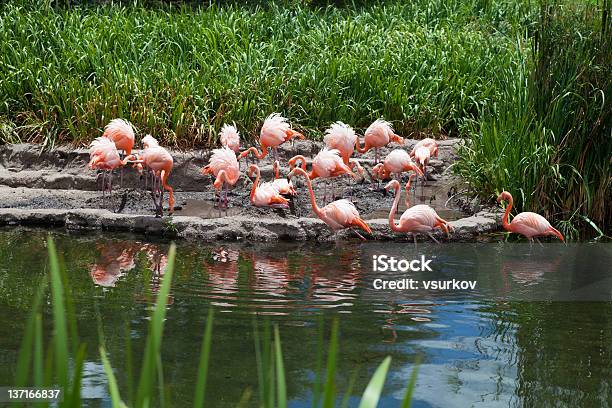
[{"left": 0, "top": 140, "right": 502, "bottom": 242}]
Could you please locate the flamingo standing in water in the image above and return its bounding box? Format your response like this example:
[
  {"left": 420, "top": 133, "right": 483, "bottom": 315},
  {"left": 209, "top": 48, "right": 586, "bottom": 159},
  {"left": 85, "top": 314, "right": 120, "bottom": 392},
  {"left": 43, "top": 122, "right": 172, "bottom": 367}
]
[
  {"left": 239, "top": 113, "right": 304, "bottom": 162},
  {"left": 248, "top": 164, "right": 290, "bottom": 209},
  {"left": 371, "top": 149, "right": 423, "bottom": 181},
  {"left": 88, "top": 137, "right": 123, "bottom": 204},
  {"left": 272, "top": 160, "right": 296, "bottom": 196},
  {"left": 123, "top": 136, "right": 175, "bottom": 216},
  {"left": 497, "top": 191, "right": 564, "bottom": 243},
  {"left": 385, "top": 177, "right": 451, "bottom": 244},
  {"left": 201, "top": 147, "right": 240, "bottom": 209},
  {"left": 288, "top": 167, "right": 372, "bottom": 240},
  {"left": 289, "top": 148, "right": 355, "bottom": 203},
  {"left": 356, "top": 119, "right": 403, "bottom": 164}
]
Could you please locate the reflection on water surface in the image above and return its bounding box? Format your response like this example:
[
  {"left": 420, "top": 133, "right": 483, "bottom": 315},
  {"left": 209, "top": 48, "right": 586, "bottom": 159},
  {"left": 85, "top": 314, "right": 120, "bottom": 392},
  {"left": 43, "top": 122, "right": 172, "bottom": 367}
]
[{"left": 0, "top": 229, "right": 609, "bottom": 407}]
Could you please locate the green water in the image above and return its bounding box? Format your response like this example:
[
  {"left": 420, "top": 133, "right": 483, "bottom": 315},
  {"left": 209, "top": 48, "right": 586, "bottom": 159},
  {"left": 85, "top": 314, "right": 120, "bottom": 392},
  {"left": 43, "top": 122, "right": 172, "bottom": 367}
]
[{"left": 0, "top": 229, "right": 610, "bottom": 407}]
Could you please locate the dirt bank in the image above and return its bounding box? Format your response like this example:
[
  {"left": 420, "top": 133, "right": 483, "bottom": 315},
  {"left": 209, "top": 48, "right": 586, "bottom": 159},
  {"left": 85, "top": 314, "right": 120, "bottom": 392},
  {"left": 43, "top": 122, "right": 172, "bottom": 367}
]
[{"left": 0, "top": 140, "right": 503, "bottom": 242}]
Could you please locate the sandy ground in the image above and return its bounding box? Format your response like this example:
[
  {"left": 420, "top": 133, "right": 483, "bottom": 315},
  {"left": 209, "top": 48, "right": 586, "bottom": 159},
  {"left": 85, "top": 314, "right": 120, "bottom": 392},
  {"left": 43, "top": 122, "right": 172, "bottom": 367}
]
[{"left": 0, "top": 140, "right": 502, "bottom": 242}]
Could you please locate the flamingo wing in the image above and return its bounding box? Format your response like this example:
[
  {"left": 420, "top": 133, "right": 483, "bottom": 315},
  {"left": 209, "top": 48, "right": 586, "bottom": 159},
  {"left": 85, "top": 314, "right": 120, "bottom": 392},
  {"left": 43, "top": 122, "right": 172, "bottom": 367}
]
[
  {"left": 399, "top": 205, "right": 438, "bottom": 232},
  {"left": 324, "top": 122, "right": 357, "bottom": 159},
  {"left": 103, "top": 119, "right": 135, "bottom": 153},
  {"left": 208, "top": 147, "right": 240, "bottom": 183},
  {"left": 511, "top": 212, "right": 553, "bottom": 237},
  {"left": 220, "top": 124, "right": 240, "bottom": 152},
  {"left": 260, "top": 113, "right": 290, "bottom": 147}
]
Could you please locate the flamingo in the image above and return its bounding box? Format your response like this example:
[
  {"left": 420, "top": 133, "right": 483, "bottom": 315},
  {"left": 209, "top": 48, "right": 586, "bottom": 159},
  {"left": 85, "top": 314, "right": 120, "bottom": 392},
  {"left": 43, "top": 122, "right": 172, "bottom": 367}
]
[
  {"left": 272, "top": 160, "right": 296, "bottom": 196},
  {"left": 497, "top": 191, "right": 564, "bottom": 243},
  {"left": 102, "top": 118, "right": 135, "bottom": 156},
  {"left": 201, "top": 146, "right": 240, "bottom": 209},
  {"left": 413, "top": 145, "right": 432, "bottom": 187},
  {"left": 88, "top": 136, "right": 123, "bottom": 204},
  {"left": 356, "top": 119, "right": 403, "bottom": 164},
  {"left": 248, "top": 164, "right": 290, "bottom": 209},
  {"left": 123, "top": 137, "right": 175, "bottom": 216},
  {"left": 288, "top": 167, "right": 372, "bottom": 240},
  {"left": 385, "top": 177, "right": 451, "bottom": 244},
  {"left": 323, "top": 121, "right": 364, "bottom": 174},
  {"left": 410, "top": 138, "right": 438, "bottom": 159},
  {"left": 371, "top": 149, "right": 423, "bottom": 181},
  {"left": 219, "top": 123, "right": 240, "bottom": 153},
  {"left": 238, "top": 113, "right": 304, "bottom": 162},
  {"left": 289, "top": 148, "right": 355, "bottom": 203}
]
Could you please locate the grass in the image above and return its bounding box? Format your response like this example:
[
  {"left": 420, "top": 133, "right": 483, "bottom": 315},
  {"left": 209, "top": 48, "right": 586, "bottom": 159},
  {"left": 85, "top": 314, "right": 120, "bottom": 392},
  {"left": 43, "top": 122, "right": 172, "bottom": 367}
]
[
  {"left": 454, "top": 0, "right": 611, "bottom": 239},
  {"left": 0, "top": 0, "right": 525, "bottom": 147},
  {"left": 13, "top": 236, "right": 420, "bottom": 407}
]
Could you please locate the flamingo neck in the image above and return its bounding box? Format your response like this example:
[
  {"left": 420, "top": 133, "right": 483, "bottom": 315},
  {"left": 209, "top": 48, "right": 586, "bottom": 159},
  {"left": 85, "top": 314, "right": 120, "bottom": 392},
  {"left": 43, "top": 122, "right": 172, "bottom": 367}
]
[
  {"left": 502, "top": 195, "right": 513, "bottom": 231},
  {"left": 250, "top": 168, "right": 260, "bottom": 201},
  {"left": 388, "top": 183, "right": 401, "bottom": 232},
  {"left": 405, "top": 176, "right": 413, "bottom": 208},
  {"left": 296, "top": 169, "right": 323, "bottom": 217}
]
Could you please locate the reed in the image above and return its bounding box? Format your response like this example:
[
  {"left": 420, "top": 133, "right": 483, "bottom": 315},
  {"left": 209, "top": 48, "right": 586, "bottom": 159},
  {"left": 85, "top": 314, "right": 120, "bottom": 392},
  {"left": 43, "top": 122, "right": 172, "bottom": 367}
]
[
  {"left": 13, "top": 236, "right": 420, "bottom": 407},
  {"left": 454, "top": 0, "right": 611, "bottom": 238}
]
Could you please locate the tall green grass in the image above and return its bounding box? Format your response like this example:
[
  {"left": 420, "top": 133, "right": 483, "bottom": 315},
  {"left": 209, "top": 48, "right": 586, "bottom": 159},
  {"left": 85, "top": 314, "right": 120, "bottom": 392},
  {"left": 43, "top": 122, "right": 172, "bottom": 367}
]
[
  {"left": 455, "top": 0, "right": 611, "bottom": 238},
  {"left": 0, "top": 0, "right": 524, "bottom": 147},
  {"left": 14, "top": 236, "right": 420, "bottom": 407}
]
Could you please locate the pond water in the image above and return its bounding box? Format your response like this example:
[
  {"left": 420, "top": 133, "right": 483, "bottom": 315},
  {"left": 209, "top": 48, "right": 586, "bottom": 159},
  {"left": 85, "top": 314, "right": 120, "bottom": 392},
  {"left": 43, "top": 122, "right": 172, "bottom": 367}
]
[{"left": 0, "top": 229, "right": 610, "bottom": 407}]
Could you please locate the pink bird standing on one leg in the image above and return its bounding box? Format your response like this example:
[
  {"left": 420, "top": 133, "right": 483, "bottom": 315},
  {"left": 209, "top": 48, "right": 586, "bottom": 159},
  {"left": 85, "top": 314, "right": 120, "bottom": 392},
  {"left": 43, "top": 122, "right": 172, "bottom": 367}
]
[
  {"left": 385, "top": 177, "right": 451, "bottom": 244},
  {"left": 272, "top": 160, "right": 296, "bottom": 196},
  {"left": 248, "top": 164, "right": 290, "bottom": 209},
  {"left": 201, "top": 147, "right": 240, "bottom": 209},
  {"left": 356, "top": 119, "right": 403, "bottom": 164},
  {"left": 288, "top": 167, "right": 372, "bottom": 240},
  {"left": 123, "top": 136, "right": 175, "bottom": 217},
  {"left": 239, "top": 113, "right": 304, "bottom": 162},
  {"left": 413, "top": 145, "right": 431, "bottom": 189},
  {"left": 497, "top": 191, "right": 564, "bottom": 243}
]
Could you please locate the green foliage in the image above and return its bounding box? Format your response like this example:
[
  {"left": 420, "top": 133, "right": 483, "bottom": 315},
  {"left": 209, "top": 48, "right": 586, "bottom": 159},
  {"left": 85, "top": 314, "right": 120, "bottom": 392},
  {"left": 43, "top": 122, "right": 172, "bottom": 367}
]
[
  {"left": 0, "top": 0, "right": 523, "bottom": 147},
  {"left": 455, "top": 0, "right": 611, "bottom": 238}
]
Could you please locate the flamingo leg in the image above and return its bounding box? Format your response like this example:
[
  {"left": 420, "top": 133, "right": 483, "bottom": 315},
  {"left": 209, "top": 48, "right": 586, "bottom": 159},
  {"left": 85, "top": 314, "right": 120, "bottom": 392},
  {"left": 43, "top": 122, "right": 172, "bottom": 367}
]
[
  {"left": 413, "top": 234, "right": 417, "bottom": 247},
  {"left": 427, "top": 232, "right": 440, "bottom": 244},
  {"left": 224, "top": 182, "right": 229, "bottom": 209},
  {"left": 352, "top": 229, "right": 367, "bottom": 241}
]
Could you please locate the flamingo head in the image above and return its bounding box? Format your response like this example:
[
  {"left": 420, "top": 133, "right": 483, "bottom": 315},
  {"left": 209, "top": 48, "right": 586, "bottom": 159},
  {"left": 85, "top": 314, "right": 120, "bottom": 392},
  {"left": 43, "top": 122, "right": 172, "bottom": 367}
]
[
  {"left": 287, "top": 155, "right": 304, "bottom": 171},
  {"left": 142, "top": 134, "right": 159, "bottom": 149},
  {"left": 384, "top": 179, "right": 400, "bottom": 192},
  {"left": 248, "top": 164, "right": 259, "bottom": 178},
  {"left": 391, "top": 133, "right": 404, "bottom": 145},
  {"left": 497, "top": 191, "right": 512, "bottom": 204}
]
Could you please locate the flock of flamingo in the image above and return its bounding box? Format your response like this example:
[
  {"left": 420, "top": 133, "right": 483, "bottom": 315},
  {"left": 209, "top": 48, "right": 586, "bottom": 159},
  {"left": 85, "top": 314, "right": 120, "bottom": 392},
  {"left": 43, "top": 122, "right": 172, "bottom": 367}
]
[{"left": 87, "top": 115, "right": 564, "bottom": 243}]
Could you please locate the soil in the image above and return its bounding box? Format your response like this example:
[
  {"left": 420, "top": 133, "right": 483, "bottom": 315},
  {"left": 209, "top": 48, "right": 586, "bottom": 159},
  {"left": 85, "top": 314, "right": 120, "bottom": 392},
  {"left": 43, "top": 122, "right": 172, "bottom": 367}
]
[{"left": 0, "top": 139, "right": 503, "bottom": 242}]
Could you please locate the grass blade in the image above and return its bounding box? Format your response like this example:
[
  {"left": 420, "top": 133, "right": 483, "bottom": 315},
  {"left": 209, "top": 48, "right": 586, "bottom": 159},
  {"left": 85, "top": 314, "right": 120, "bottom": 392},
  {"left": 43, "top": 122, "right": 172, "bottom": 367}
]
[
  {"left": 100, "top": 346, "right": 128, "bottom": 408},
  {"left": 358, "top": 356, "right": 391, "bottom": 408},
  {"left": 322, "top": 318, "right": 339, "bottom": 408},
  {"left": 274, "top": 325, "right": 287, "bottom": 408},
  {"left": 400, "top": 357, "right": 421, "bottom": 408},
  {"left": 193, "top": 308, "right": 214, "bottom": 408},
  {"left": 47, "top": 236, "right": 69, "bottom": 387}
]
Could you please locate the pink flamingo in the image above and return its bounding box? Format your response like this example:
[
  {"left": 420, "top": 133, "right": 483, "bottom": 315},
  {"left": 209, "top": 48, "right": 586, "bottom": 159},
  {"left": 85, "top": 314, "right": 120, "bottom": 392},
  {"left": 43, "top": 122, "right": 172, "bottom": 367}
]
[
  {"left": 272, "top": 160, "right": 296, "bottom": 196},
  {"left": 323, "top": 121, "right": 364, "bottom": 174},
  {"left": 410, "top": 138, "right": 438, "bottom": 159},
  {"left": 88, "top": 137, "right": 123, "bottom": 203},
  {"left": 385, "top": 177, "right": 451, "bottom": 244},
  {"left": 288, "top": 167, "right": 372, "bottom": 240},
  {"left": 239, "top": 113, "right": 304, "bottom": 162},
  {"left": 356, "top": 119, "right": 403, "bottom": 164},
  {"left": 123, "top": 137, "right": 175, "bottom": 216},
  {"left": 102, "top": 118, "right": 135, "bottom": 156},
  {"left": 289, "top": 148, "right": 355, "bottom": 203},
  {"left": 371, "top": 149, "right": 423, "bottom": 181},
  {"left": 219, "top": 123, "right": 240, "bottom": 153},
  {"left": 248, "top": 164, "right": 290, "bottom": 209},
  {"left": 201, "top": 147, "right": 240, "bottom": 208},
  {"left": 497, "top": 191, "right": 564, "bottom": 243}
]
